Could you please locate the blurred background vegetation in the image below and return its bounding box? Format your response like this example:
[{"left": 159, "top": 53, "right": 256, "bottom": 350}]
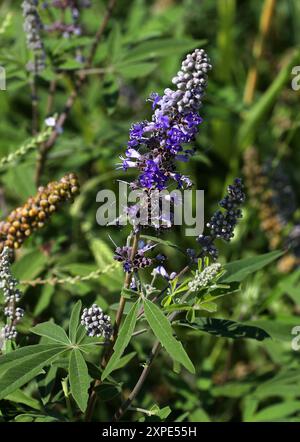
[{"left": 0, "top": 0, "right": 300, "bottom": 422}]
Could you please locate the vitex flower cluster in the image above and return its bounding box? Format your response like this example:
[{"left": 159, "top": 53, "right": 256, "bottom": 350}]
[
  {"left": 114, "top": 49, "right": 212, "bottom": 271},
  {"left": 0, "top": 248, "right": 24, "bottom": 343},
  {"left": 42, "top": 0, "right": 91, "bottom": 38},
  {"left": 114, "top": 241, "right": 153, "bottom": 273},
  {"left": 0, "top": 173, "right": 79, "bottom": 251},
  {"left": 197, "top": 178, "right": 245, "bottom": 260},
  {"left": 81, "top": 304, "right": 112, "bottom": 339},
  {"left": 188, "top": 262, "right": 222, "bottom": 292},
  {"left": 120, "top": 49, "right": 212, "bottom": 192},
  {"left": 22, "top": 0, "right": 46, "bottom": 73}
]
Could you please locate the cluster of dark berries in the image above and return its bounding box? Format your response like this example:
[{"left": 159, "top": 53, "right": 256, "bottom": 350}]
[
  {"left": 0, "top": 248, "right": 24, "bottom": 343},
  {"left": 22, "top": 0, "right": 46, "bottom": 73},
  {"left": 207, "top": 178, "right": 245, "bottom": 241},
  {"left": 114, "top": 244, "right": 153, "bottom": 273},
  {"left": 42, "top": 0, "right": 91, "bottom": 38},
  {"left": 197, "top": 178, "right": 245, "bottom": 260},
  {"left": 81, "top": 304, "right": 112, "bottom": 339},
  {"left": 196, "top": 235, "right": 218, "bottom": 260},
  {"left": 0, "top": 173, "right": 79, "bottom": 251}
]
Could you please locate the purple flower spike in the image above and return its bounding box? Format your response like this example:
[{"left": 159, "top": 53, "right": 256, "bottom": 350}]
[{"left": 120, "top": 49, "right": 212, "bottom": 192}]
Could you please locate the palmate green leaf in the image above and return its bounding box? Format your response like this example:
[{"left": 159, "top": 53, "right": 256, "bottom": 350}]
[
  {"left": 219, "top": 250, "right": 284, "bottom": 283},
  {"left": 101, "top": 300, "right": 140, "bottom": 381},
  {"left": 69, "top": 349, "right": 91, "bottom": 412},
  {"left": 0, "top": 344, "right": 60, "bottom": 373},
  {"left": 31, "top": 322, "right": 71, "bottom": 346},
  {"left": 143, "top": 299, "right": 195, "bottom": 374},
  {"left": 0, "top": 345, "right": 67, "bottom": 399},
  {"left": 69, "top": 300, "right": 82, "bottom": 343}
]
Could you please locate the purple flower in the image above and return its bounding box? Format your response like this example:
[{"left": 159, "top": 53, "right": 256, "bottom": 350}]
[{"left": 120, "top": 49, "right": 212, "bottom": 192}]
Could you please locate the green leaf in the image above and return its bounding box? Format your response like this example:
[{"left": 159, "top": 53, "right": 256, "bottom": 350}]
[
  {"left": 212, "top": 382, "right": 252, "bottom": 398},
  {"left": 220, "top": 251, "right": 284, "bottom": 283},
  {"left": 0, "top": 345, "right": 67, "bottom": 399},
  {"left": 69, "top": 301, "right": 82, "bottom": 343},
  {"left": 12, "top": 250, "right": 48, "bottom": 284},
  {"left": 121, "top": 38, "right": 207, "bottom": 63},
  {"left": 149, "top": 404, "right": 172, "bottom": 420},
  {"left": 95, "top": 382, "right": 121, "bottom": 401},
  {"left": 115, "top": 62, "right": 157, "bottom": 79},
  {"left": 33, "top": 284, "right": 55, "bottom": 316},
  {"left": 101, "top": 300, "right": 140, "bottom": 381},
  {"left": 196, "top": 301, "right": 218, "bottom": 313},
  {"left": 251, "top": 401, "right": 300, "bottom": 422},
  {"left": 244, "top": 316, "right": 299, "bottom": 342},
  {"left": 176, "top": 317, "right": 270, "bottom": 341},
  {"left": 58, "top": 59, "right": 84, "bottom": 70},
  {"left": 188, "top": 408, "right": 211, "bottom": 422},
  {"left": 31, "top": 322, "right": 71, "bottom": 346},
  {"left": 90, "top": 238, "right": 123, "bottom": 291},
  {"left": 143, "top": 299, "right": 195, "bottom": 374},
  {"left": 0, "top": 344, "right": 60, "bottom": 373},
  {"left": 5, "top": 389, "right": 41, "bottom": 410},
  {"left": 69, "top": 349, "right": 91, "bottom": 412},
  {"left": 140, "top": 234, "right": 185, "bottom": 254},
  {"left": 4, "top": 163, "right": 35, "bottom": 200},
  {"left": 113, "top": 351, "right": 136, "bottom": 371},
  {"left": 14, "top": 413, "right": 60, "bottom": 422}
]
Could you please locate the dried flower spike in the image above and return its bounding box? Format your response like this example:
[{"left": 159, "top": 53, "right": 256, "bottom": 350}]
[{"left": 0, "top": 173, "right": 80, "bottom": 251}]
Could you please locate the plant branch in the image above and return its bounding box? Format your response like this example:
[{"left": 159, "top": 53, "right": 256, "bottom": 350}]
[
  {"left": 30, "top": 69, "right": 39, "bottom": 136},
  {"left": 85, "top": 229, "right": 140, "bottom": 421},
  {"left": 46, "top": 79, "right": 57, "bottom": 116},
  {"left": 114, "top": 289, "right": 192, "bottom": 421}
]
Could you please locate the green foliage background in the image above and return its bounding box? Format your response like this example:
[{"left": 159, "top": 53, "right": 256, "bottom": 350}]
[{"left": 0, "top": 0, "right": 300, "bottom": 422}]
